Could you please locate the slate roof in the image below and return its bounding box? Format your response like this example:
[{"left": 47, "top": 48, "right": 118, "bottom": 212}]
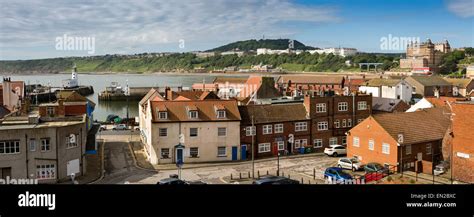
[
  {"left": 277, "top": 75, "right": 344, "bottom": 84},
  {"left": 372, "top": 97, "right": 405, "bottom": 112},
  {"left": 238, "top": 103, "right": 309, "bottom": 125}
]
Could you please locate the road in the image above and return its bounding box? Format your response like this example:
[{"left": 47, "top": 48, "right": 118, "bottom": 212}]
[{"left": 95, "top": 130, "right": 340, "bottom": 184}]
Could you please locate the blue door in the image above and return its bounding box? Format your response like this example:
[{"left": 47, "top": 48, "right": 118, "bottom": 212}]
[
  {"left": 232, "top": 146, "right": 238, "bottom": 161},
  {"left": 241, "top": 145, "right": 247, "bottom": 161},
  {"left": 176, "top": 149, "right": 184, "bottom": 164}
]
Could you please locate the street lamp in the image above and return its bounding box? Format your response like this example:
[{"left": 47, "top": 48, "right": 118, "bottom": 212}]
[{"left": 277, "top": 151, "right": 281, "bottom": 176}]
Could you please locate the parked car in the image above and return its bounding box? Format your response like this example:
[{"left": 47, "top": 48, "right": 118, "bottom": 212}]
[
  {"left": 337, "top": 158, "right": 364, "bottom": 171},
  {"left": 157, "top": 177, "right": 187, "bottom": 185},
  {"left": 363, "top": 163, "right": 389, "bottom": 174},
  {"left": 112, "top": 124, "right": 127, "bottom": 130},
  {"left": 433, "top": 165, "right": 445, "bottom": 176},
  {"left": 99, "top": 125, "right": 107, "bottom": 131},
  {"left": 134, "top": 126, "right": 140, "bottom": 131},
  {"left": 253, "top": 176, "right": 300, "bottom": 185},
  {"left": 187, "top": 180, "right": 207, "bottom": 185},
  {"left": 324, "top": 145, "right": 347, "bottom": 157},
  {"left": 324, "top": 167, "right": 353, "bottom": 183}
]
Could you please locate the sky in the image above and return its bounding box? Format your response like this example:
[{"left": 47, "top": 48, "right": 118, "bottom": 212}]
[{"left": 0, "top": 0, "right": 473, "bottom": 60}]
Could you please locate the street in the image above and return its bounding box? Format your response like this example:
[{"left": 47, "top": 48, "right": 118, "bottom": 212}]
[{"left": 96, "top": 130, "right": 340, "bottom": 184}]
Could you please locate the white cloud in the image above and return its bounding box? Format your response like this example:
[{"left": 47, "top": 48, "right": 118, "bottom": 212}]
[
  {"left": 0, "top": 0, "right": 339, "bottom": 59},
  {"left": 446, "top": 0, "right": 474, "bottom": 18}
]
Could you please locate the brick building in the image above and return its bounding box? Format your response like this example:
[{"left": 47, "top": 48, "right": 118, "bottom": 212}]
[
  {"left": 239, "top": 103, "right": 311, "bottom": 159},
  {"left": 450, "top": 101, "right": 474, "bottom": 183},
  {"left": 238, "top": 92, "right": 372, "bottom": 159},
  {"left": 399, "top": 39, "right": 450, "bottom": 72},
  {"left": 347, "top": 108, "right": 450, "bottom": 173},
  {"left": 405, "top": 76, "right": 452, "bottom": 97}
]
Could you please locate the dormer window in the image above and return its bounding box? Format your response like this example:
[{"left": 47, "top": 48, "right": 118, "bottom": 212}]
[
  {"left": 189, "top": 110, "right": 198, "bottom": 119},
  {"left": 217, "top": 110, "right": 226, "bottom": 119},
  {"left": 158, "top": 111, "right": 167, "bottom": 120}
]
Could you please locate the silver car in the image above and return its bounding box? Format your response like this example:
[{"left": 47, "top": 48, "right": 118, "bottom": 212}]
[{"left": 337, "top": 158, "right": 363, "bottom": 171}]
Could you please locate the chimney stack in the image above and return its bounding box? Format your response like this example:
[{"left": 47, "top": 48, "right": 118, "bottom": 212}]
[{"left": 165, "top": 87, "right": 172, "bottom": 100}]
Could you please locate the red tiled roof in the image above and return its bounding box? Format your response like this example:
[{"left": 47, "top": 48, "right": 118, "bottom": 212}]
[
  {"left": 371, "top": 107, "right": 451, "bottom": 145},
  {"left": 277, "top": 75, "right": 344, "bottom": 84},
  {"left": 151, "top": 100, "right": 240, "bottom": 122}
]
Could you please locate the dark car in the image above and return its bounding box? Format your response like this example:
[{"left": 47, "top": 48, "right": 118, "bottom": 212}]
[
  {"left": 157, "top": 178, "right": 187, "bottom": 185},
  {"left": 253, "top": 176, "right": 300, "bottom": 185},
  {"left": 363, "top": 163, "right": 389, "bottom": 174}
]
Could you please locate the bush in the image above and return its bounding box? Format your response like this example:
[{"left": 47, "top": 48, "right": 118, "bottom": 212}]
[
  {"left": 409, "top": 179, "right": 416, "bottom": 184},
  {"left": 387, "top": 176, "right": 393, "bottom": 182}
]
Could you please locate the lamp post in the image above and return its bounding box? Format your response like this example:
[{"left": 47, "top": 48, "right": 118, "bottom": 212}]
[{"left": 277, "top": 151, "right": 281, "bottom": 176}]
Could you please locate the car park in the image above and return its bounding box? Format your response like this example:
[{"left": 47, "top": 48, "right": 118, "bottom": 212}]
[
  {"left": 324, "top": 145, "right": 347, "bottom": 157},
  {"left": 253, "top": 176, "right": 300, "bottom": 185},
  {"left": 337, "top": 158, "right": 364, "bottom": 171},
  {"left": 324, "top": 167, "right": 353, "bottom": 183}
]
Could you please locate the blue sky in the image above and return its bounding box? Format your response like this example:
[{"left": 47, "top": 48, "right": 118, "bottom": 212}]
[{"left": 0, "top": 0, "right": 472, "bottom": 60}]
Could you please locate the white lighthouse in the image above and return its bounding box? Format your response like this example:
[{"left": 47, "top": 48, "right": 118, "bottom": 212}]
[{"left": 62, "top": 63, "right": 79, "bottom": 88}]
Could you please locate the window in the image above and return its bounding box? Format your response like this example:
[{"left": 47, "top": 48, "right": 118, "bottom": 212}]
[
  {"left": 36, "top": 164, "right": 55, "bottom": 180},
  {"left": 189, "top": 111, "right": 198, "bottom": 119},
  {"left": 190, "top": 147, "right": 199, "bottom": 158},
  {"left": 329, "top": 137, "right": 338, "bottom": 146},
  {"left": 217, "top": 110, "right": 226, "bottom": 119},
  {"left": 338, "top": 102, "right": 348, "bottom": 111},
  {"left": 353, "top": 137, "right": 360, "bottom": 147},
  {"left": 29, "top": 139, "right": 36, "bottom": 152},
  {"left": 358, "top": 101, "right": 367, "bottom": 110},
  {"left": 245, "top": 126, "right": 256, "bottom": 136},
  {"left": 66, "top": 134, "right": 78, "bottom": 149},
  {"left": 316, "top": 103, "right": 326, "bottom": 113},
  {"left": 190, "top": 128, "right": 198, "bottom": 137},
  {"left": 0, "top": 140, "right": 20, "bottom": 154},
  {"left": 277, "top": 141, "right": 285, "bottom": 151},
  {"left": 317, "top": 122, "right": 328, "bottom": 131},
  {"left": 342, "top": 119, "right": 347, "bottom": 128},
  {"left": 258, "top": 143, "right": 271, "bottom": 153},
  {"left": 347, "top": 119, "right": 352, "bottom": 127},
  {"left": 406, "top": 145, "right": 412, "bottom": 155},
  {"left": 218, "top": 147, "right": 226, "bottom": 156},
  {"left": 295, "top": 122, "right": 307, "bottom": 132},
  {"left": 334, "top": 120, "right": 340, "bottom": 128},
  {"left": 368, "top": 139, "right": 374, "bottom": 151},
  {"left": 158, "top": 111, "right": 167, "bottom": 120},
  {"left": 159, "top": 128, "right": 168, "bottom": 137},
  {"left": 294, "top": 140, "right": 301, "bottom": 148},
  {"left": 342, "top": 137, "right": 347, "bottom": 145},
  {"left": 161, "top": 148, "right": 170, "bottom": 159},
  {"left": 426, "top": 143, "right": 432, "bottom": 155},
  {"left": 47, "top": 107, "right": 55, "bottom": 116},
  {"left": 263, "top": 125, "right": 272, "bottom": 135},
  {"left": 314, "top": 139, "right": 323, "bottom": 148},
  {"left": 382, "top": 143, "right": 390, "bottom": 154},
  {"left": 41, "top": 138, "right": 50, "bottom": 152},
  {"left": 301, "top": 139, "right": 307, "bottom": 146},
  {"left": 218, "top": 127, "right": 227, "bottom": 137},
  {"left": 274, "top": 124, "right": 284, "bottom": 133}
]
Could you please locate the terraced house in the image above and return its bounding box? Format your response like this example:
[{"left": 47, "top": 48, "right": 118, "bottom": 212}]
[
  {"left": 139, "top": 89, "right": 241, "bottom": 164},
  {"left": 238, "top": 92, "right": 372, "bottom": 159}
]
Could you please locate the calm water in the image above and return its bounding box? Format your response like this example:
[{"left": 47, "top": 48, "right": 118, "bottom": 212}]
[{"left": 3, "top": 73, "right": 239, "bottom": 122}]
